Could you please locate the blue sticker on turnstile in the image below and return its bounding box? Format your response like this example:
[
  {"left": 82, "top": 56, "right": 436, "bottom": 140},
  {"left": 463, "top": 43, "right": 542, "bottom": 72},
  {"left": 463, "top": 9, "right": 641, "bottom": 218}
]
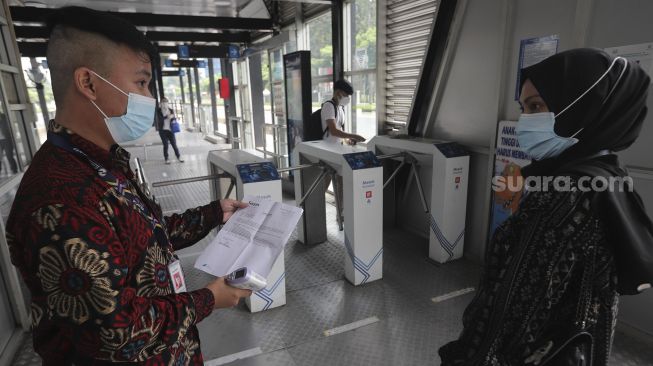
[
  {"left": 434, "top": 142, "right": 469, "bottom": 158},
  {"left": 237, "top": 162, "right": 280, "bottom": 183},
  {"left": 343, "top": 151, "right": 382, "bottom": 170}
]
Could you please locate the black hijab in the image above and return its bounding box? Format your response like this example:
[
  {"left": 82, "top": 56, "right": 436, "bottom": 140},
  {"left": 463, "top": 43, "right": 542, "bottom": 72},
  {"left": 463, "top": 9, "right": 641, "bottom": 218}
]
[{"left": 519, "top": 48, "right": 653, "bottom": 295}]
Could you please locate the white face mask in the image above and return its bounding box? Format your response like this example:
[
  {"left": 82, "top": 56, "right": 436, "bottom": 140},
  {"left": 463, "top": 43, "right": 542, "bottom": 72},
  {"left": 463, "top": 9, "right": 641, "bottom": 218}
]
[
  {"left": 89, "top": 71, "right": 156, "bottom": 143},
  {"left": 339, "top": 95, "right": 351, "bottom": 106},
  {"left": 517, "top": 56, "right": 628, "bottom": 160}
]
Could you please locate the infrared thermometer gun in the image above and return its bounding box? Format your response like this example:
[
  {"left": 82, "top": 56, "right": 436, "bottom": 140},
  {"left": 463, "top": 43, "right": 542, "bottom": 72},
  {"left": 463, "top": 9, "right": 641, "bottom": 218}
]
[{"left": 225, "top": 267, "right": 267, "bottom": 292}]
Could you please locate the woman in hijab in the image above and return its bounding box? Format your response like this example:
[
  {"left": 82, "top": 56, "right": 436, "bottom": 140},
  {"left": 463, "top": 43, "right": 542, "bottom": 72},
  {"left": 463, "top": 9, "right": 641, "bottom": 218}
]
[
  {"left": 439, "top": 48, "right": 653, "bottom": 366},
  {"left": 155, "top": 97, "right": 184, "bottom": 164}
]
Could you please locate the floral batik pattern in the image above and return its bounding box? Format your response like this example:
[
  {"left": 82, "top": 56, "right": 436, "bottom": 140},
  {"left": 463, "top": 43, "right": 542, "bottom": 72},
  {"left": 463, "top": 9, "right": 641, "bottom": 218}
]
[{"left": 7, "top": 121, "right": 223, "bottom": 365}]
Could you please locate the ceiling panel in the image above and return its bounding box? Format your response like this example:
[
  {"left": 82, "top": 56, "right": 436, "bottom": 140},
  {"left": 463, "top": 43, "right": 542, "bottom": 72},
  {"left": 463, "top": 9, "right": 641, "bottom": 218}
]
[{"left": 11, "top": 0, "right": 270, "bottom": 18}]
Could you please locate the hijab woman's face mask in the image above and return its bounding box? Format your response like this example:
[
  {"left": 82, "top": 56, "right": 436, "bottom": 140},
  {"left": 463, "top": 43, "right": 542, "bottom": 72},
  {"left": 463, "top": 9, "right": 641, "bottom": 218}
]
[
  {"left": 90, "top": 71, "right": 156, "bottom": 143},
  {"left": 517, "top": 57, "right": 627, "bottom": 161}
]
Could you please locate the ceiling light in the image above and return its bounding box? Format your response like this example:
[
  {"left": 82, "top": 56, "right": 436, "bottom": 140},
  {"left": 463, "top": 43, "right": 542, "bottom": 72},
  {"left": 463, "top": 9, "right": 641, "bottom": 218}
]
[{"left": 215, "top": 1, "right": 232, "bottom": 6}]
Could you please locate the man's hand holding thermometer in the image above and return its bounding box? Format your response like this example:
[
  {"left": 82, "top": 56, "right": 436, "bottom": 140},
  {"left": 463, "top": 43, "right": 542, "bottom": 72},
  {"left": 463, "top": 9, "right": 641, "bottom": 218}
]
[{"left": 204, "top": 199, "right": 254, "bottom": 309}]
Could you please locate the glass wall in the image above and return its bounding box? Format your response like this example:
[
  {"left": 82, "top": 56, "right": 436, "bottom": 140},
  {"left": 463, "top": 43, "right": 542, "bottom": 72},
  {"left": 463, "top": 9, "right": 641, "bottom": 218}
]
[
  {"left": 344, "top": 0, "right": 377, "bottom": 140},
  {"left": 210, "top": 59, "right": 227, "bottom": 135},
  {"left": 0, "top": 2, "right": 41, "bottom": 351},
  {"left": 0, "top": 12, "right": 36, "bottom": 184},
  {"left": 305, "top": 12, "right": 333, "bottom": 111},
  {"left": 160, "top": 57, "right": 228, "bottom": 136},
  {"left": 0, "top": 90, "right": 18, "bottom": 182},
  {"left": 270, "top": 48, "right": 286, "bottom": 126},
  {"left": 21, "top": 57, "right": 53, "bottom": 145},
  {"left": 261, "top": 52, "right": 273, "bottom": 125}
]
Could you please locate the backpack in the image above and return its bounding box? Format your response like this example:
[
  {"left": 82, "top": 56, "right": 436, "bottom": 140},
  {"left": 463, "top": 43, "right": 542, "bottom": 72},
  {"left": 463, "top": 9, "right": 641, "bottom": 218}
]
[{"left": 305, "top": 100, "right": 338, "bottom": 142}]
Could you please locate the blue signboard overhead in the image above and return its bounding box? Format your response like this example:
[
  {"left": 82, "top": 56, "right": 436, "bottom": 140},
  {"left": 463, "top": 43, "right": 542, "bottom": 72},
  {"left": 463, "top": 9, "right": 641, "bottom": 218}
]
[
  {"left": 228, "top": 45, "right": 240, "bottom": 59},
  {"left": 177, "top": 44, "right": 190, "bottom": 59}
]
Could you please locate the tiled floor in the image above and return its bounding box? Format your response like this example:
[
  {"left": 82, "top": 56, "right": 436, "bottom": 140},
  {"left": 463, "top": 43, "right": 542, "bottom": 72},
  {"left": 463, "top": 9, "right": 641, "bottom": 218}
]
[{"left": 10, "top": 131, "right": 653, "bottom": 365}]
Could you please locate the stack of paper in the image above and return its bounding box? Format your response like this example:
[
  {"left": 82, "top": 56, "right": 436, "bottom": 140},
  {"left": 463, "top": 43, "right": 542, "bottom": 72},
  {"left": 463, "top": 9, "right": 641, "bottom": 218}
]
[{"left": 194, "top": 196, "right": 303, "bottom": 279}]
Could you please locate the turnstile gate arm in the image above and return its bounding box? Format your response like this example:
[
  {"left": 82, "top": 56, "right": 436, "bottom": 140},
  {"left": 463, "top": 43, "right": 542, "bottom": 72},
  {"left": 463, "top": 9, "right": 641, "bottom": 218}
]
[
  {"left": 298, "top": 166, "right": 330, "bottom": 207},
  {"left": 224, "top": 178, "right": 236, "bottom": 199},
  {"left": 151, "top": 173, "right": 232, "bottom": 188},
  {"left": 410, "top": 163, "right": 430, "bottom": 214},
  {"left": 383, "top": 160, "right": 407, "bottom": 189},
  {"left": 277, "top": 162, "right": 321, "bottom": 174},
  {"left": 332, "top": 171, "right": 344, "bottom": 231},
  {"left": 382, "top": 152, "right": 431, "bottom": 214}
]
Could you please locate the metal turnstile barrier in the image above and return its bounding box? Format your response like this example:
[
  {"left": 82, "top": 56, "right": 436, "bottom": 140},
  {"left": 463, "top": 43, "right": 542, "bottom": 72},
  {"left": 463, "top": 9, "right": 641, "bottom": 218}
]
[
  {"left": 293, "top": 141, "right": 385, "bottom": 286},
  {"left": 369, "top": 136, "right": 470, "bottom": 263}
]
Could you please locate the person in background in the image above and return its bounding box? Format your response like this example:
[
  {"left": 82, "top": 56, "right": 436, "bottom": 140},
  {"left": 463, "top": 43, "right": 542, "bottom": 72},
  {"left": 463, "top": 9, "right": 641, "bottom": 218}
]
[
  {"left": 6, "top": 6, "right": 251, "bottom": 365},
  {"left": 155, "top": 96, "right": 183, "bottom": 164},
  {"left": 321, "top": 79, "right": 366, "bottom": 146},
  {"left": 321, "top": 80, "right": 366, "bottom": 226},
  {"left": 440, "top": 48, "right": 653, "bottom": 366},
  {"left": 0, "top": 111, "right": 18, "bottom": 175}
]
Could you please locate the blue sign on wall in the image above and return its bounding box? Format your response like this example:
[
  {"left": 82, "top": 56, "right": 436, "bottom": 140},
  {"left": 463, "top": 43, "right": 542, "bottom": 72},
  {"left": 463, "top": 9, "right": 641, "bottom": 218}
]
[
  {"left": 228, "top": 45, "right": 240, "bottom": 59},
  {"left": 178, "top": 45, "right": 190, "bottom": 59}
]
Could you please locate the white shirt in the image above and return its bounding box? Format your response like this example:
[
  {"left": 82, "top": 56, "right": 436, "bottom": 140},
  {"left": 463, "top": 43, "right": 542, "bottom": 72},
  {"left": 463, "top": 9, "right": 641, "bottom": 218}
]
[
  {"left": 160, "top": 105, "right": 173, "bottom": 131},
  {"left": 320, "top": 100, "right": 346, "bottom": 144}
]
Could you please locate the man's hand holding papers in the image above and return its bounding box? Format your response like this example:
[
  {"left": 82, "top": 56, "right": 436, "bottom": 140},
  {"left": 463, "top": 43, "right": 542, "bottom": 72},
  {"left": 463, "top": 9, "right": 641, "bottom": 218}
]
[{"left": 195, "top": 196, "right": 304, "bottom": 290}]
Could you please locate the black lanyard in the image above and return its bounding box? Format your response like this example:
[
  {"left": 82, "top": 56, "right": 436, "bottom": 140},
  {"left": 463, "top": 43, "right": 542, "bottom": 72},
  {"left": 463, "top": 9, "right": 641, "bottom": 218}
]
[
  {"left": 47, "top": 132, "right": 164, "bottom": 229},
  {"left": 48, "top": 132, "right": 177, "bottom": 264}
]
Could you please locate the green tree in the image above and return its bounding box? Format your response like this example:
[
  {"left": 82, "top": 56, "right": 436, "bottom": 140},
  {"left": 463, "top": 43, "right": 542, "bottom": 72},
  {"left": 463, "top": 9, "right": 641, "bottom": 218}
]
[
  {"left": 307, "top": 13, "right": 333, "bottom": 77},
  {"left": 353, "top": 0, "right": 377, "bottom": 70}
]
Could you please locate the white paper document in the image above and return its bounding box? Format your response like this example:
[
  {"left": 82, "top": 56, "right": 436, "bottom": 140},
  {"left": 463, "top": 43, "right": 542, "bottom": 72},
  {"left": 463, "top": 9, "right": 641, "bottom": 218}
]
[{"left": 194, "top": 196, "right": 303, "bottom": 279}]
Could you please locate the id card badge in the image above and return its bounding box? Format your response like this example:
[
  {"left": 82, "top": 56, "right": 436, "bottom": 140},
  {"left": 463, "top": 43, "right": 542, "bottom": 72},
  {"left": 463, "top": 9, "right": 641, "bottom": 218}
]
[{"left": 168, "top": 259, "right": 187, "bottom": 293}]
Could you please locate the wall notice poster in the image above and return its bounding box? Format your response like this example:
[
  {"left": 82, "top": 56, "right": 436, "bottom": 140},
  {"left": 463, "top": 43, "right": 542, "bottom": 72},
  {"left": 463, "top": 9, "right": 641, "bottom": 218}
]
[
  {"left": 489, "top": 121, "right": 532, "bottom": 239},
  {"left": 515, "top": 35, "right": 559, "bottom": 100},
  {"left": 604, "top": 42, "right": 653, "bottom": 82}
]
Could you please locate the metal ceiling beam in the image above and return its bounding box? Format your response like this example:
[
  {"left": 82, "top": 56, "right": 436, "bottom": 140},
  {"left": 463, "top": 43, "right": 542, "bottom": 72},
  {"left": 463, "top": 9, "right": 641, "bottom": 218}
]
[
  {"left": 145, "top": 31, "right": 250, "bottom": 43},
  {"left": 14, "top": 26, "right": 251, "bottom": 43},
  {"left": 13, "top": 25, "right": 48, "bottom": 39},
  {"left": 157, "top": 45, "right": 231, "bottom": 58},
  {"left": 10, "top": 6, "right": 274, "bottom": 31},
  {"left": 16, "top": 42, "right": 47, "bottom": 57},
  {"left": 17, "top": 42, "right": 234, "bottom": 59}
]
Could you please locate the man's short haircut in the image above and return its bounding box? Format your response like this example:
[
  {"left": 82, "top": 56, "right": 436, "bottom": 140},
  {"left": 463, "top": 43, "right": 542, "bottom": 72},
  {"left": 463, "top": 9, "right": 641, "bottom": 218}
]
[
  {"left": 45, "top": 6, "right": 157, "bottom": 106},
  {"left": 334, "top": 79, "right": 354, "bottom": 95}
]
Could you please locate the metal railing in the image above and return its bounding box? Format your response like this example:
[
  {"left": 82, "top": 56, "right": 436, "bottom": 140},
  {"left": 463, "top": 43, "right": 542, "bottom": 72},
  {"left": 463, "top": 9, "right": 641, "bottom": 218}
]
[
  {"left": 257, "top": 123, "right": 289, "bottom": 169},
  {"left": 228, "top": 117, "right": 255, "bottom": 150}
]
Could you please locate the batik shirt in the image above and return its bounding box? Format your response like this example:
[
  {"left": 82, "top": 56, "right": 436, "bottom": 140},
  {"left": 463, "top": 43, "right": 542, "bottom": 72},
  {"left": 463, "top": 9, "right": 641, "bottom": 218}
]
[{"left": 7, "top": 121, "right": 220, "bottom": 365}]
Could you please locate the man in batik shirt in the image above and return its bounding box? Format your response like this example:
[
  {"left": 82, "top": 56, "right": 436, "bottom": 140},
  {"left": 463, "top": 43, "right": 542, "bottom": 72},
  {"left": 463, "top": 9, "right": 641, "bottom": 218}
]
[{"left": 7, "top": 6, "right": 251, "bottom": 365}]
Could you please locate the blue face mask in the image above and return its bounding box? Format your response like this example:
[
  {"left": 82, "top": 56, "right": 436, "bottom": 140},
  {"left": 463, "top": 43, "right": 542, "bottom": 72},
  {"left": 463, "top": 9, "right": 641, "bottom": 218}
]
[
  {"left": 516, "top": 112, "right": 580, "bottom": 160},
  {"left": 517, "top": 56, "right": 628, "bottom": 161},
  {"left": 90, "top": 71, "right": 155, "bottom": 143}
]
